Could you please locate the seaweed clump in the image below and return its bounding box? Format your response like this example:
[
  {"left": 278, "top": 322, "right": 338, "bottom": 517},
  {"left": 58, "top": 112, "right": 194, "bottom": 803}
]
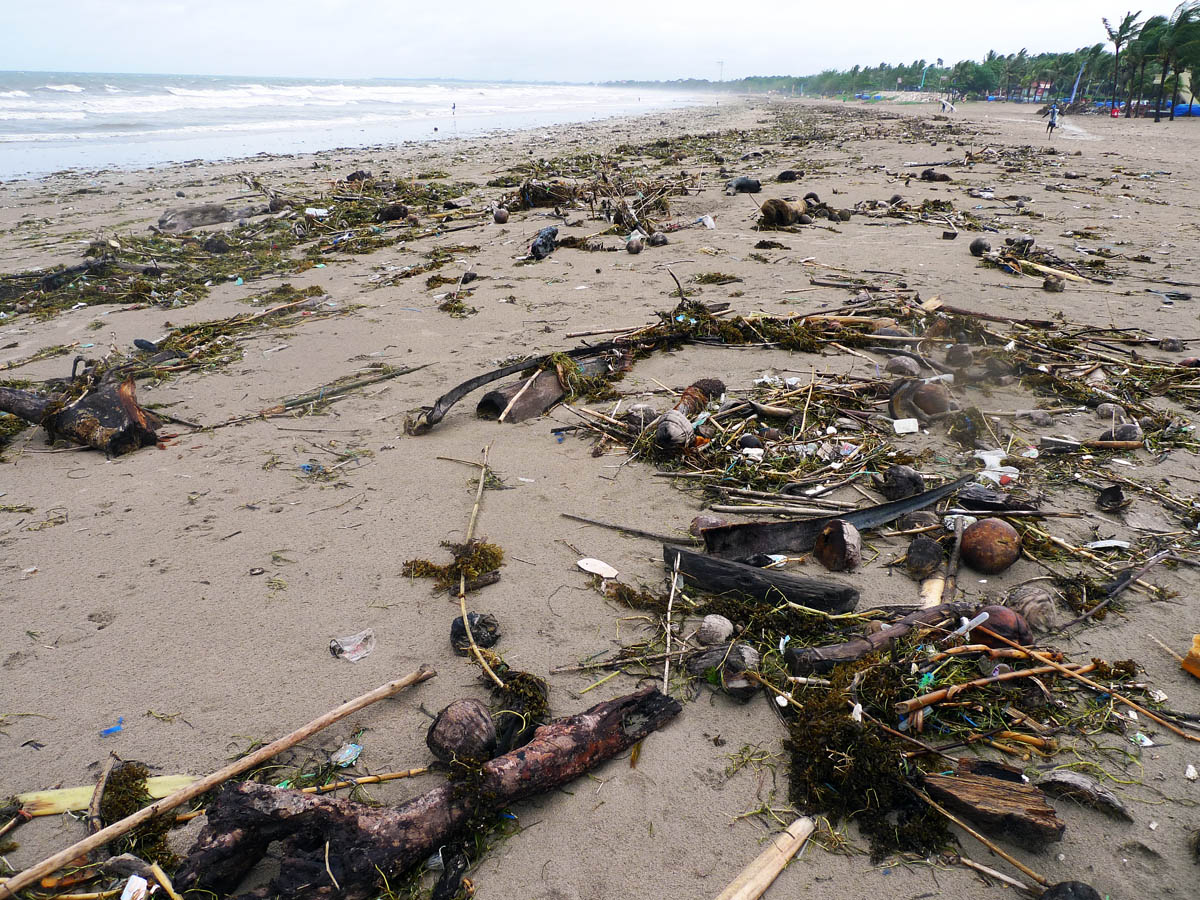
[
  {"left": 545, "top": 352, "right": 620, "bottom": 402},
  {"left": 402, "top": 540, "right": 504, "bottom": 591},
  {"left": 99, "top": 761, "right": 179, "bottom": 868},
  {"left": 783, "top": 657, "right": 950, "bottom": 861}
]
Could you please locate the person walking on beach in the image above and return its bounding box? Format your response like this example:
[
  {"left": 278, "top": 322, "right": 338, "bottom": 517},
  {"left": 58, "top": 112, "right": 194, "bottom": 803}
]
[{"left": 1045, "top": 102, "right": 1060, "bottom": 137}]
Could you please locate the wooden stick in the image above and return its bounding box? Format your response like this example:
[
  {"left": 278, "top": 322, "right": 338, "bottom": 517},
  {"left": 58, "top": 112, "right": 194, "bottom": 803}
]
[
  {"left": 458, "top": 444, "right": 505, "bottom": 689},
  {"left": 958, "top": 856, "right": 1035, "bottom": 894},
  {"left": 976, "top": 625, "right": 1200, "bottom": 744},
  {"left": 560, "top": 512, "right": 700, "bottom": 545},
  {"left": 908, "top": 786, "right": 1049, "bottom": 887},
  {"left": 714, "top": 816, "right": 815, "bottom": 900},
  {"left": 147, "top": 863, "right": 183, "bottom": 900},
  {"left": 87, "top": 754, "right": 118, "bottom": 835},
  {"left": 0, "top": 667, "right": 436, "bottom": 899},
  {"left": 497, "top": 367, "right": 542, "bottom": 423},
  {"left": 941, "top": 516, "right": 965, "bottom": 603},
  {"left": 663, "top": 554, "right": 681, "bottom": 693}
]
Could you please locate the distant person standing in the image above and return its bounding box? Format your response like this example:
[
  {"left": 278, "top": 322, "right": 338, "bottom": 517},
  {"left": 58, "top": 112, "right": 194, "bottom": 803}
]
[{"left": 1045, "top": 102, "right": 1059, "bottom": 137}]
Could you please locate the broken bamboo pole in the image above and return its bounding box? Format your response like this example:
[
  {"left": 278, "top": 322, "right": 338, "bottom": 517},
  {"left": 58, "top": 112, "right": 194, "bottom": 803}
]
[{"left": 714, "top": 816, "right": 815, "bottom": 900}]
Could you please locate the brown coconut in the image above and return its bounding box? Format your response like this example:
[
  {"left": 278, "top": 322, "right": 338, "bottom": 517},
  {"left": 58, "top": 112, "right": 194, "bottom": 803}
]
[
  {"left": 426, "top": 698, "right": 497, "bottom": 764},
  {"left": 960, "top": 518, "right": 1022, "bottom": 574}
]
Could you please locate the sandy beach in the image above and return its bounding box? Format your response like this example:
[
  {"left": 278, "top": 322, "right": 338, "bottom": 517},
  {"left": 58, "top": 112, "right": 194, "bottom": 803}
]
[{"left": 2, "top": 96, "right": 1199, "bottom": 899}]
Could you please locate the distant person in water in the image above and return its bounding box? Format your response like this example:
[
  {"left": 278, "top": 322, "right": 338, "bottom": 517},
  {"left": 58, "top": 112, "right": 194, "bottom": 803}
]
[{"left": 1045, "top": 103, "right": 1059, "bottom": 136}]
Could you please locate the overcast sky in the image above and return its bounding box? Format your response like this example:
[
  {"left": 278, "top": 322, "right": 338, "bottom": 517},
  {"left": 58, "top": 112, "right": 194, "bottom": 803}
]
[{"left": 8, "top": 0, "right": 1127, "bottom": 82}]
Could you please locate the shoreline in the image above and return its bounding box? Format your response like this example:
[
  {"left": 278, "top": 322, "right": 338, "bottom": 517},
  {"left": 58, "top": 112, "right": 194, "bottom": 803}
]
[{"left": 2, "top": 96, "right": 1198, "bottom": 900}]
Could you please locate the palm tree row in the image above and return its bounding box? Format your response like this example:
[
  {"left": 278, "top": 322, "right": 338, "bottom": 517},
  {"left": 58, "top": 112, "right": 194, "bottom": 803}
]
[{"left": 610, "top": 2, "right": 1200, "bottom": 121}]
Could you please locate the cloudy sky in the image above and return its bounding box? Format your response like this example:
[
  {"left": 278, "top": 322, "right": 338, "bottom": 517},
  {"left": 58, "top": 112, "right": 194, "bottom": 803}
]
[{"left": 9, "top": 0, "right": 1127, "bottom": 81}]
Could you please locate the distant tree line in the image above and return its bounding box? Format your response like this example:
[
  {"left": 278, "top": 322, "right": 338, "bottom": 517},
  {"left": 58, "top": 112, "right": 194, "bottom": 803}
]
[{"left": 609, "top": 2, "right": 1200, "bottom": 122}]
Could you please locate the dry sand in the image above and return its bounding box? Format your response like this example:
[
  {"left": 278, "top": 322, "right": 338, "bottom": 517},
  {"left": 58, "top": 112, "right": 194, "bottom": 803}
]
[{"left": 1, "top": 97, "right": 1199, "bottom": 898}]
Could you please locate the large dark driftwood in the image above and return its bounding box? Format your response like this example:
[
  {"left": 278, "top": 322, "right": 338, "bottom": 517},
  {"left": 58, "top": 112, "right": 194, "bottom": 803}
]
[
  {"left": 176, "top": 687, "right": 680, "bottom": 900},
  {"left": 476, "top": 354, "right": 616, "bottom": 423},
  {"left": 785, "top": 601, "right": 973, "bottom": 673},
  {"left": 0, "top": 376, "right": 160, "bottom": 455},
  {"left": 663, "top": 546, "right": 859, "bottom": 614},
  {"left": 923, "top": 772, "right": 1065, "bottom": 851},
  {"left": 702, "top": 475, "right": 972, "bottom": 559}
]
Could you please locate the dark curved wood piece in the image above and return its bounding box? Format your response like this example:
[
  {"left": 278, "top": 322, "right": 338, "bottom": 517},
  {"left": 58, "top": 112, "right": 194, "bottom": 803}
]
[{"left": 702, "top": 475, "right": 972, "bottom": 559}]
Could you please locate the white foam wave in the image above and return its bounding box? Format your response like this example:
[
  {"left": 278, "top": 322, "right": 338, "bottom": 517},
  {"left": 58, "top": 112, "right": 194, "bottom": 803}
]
[
  {"left": 43, "top": 83, "right": 84, "bottom": 92},
  {"left": 0, "top": 90, "right": 31, "bottom": 98}
]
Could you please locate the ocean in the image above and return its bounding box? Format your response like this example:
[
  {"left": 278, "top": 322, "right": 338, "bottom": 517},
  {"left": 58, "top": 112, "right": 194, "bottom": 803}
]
[{"left": 0, "top": 72, "right": 698, "bottom": 181}]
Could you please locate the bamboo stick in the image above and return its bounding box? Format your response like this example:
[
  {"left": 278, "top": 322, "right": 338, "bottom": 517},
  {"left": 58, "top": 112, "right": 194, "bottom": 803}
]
[
  {"left": 714, "top": 816, "right": 815, "bottom": 900},
  {"left": 459, "top": 444, "right": 505, "bottom": 689},
  {"left": 0, "top": 667, "right": 436, "bottom": 899}
]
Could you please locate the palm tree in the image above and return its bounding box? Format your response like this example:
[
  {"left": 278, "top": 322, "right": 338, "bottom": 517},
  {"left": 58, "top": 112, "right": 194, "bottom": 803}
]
[
  {"left": 1104, "top": 10, "right": 1143, "bottom": 111},
  {"left": 1151, "top": 1, "right": 1200, "bottom": 122},
  {"left": 1123, "top": 34, "right": 1149, "bottom": 115}
]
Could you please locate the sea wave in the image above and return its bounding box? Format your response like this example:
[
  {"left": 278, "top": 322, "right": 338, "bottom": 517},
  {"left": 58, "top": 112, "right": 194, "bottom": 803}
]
[
  {"left": 42, "top": 83, "right": 85, "bottom": 92},
  {"left": 0, "top": 111, "right": 432, "bottom": 143},
  {"left": 0, "top": 90, "right": 31, "bottom": 99}
]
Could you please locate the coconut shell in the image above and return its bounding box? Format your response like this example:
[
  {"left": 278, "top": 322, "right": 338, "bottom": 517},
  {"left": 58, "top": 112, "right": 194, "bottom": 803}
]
[
  {"left": 885, "top": 355, "right": 921, "bottom": 376},
  {"left": 758, "top": 197, "right": 805, "bottom": 228},
  {"left": 905, "top": 536, "right": 944, "bottom": 580},
  {"left": 1098, "top": 422, "right": 1142, "bottom": 442},
  {"left": 492, "top": 207, "right": 509, "bottom": 224},
  {"left": 689, "top": 514, "right": 727, "bottom": 536},
  {"left": 655, "top": 409, "right": 694, "bottom": 452},
  {"left": 426, "top": 698, "right": 497, "bottom": 764},
  {"left": 626, "top": 237, "right": 644, "bottom": 254},
  {"left": 975, "top": 603, "right": 1034, "bottom": 647},
  {"left": 969, "top": 237, "right": 991, "bottom": 257},
  {"left": 898, "top": 510, "right": 940, "bottom": 530},
  {"left": 1005, "top": 583, "right": 1057, "bottom": 631},
  {"left": 814, "top": 519, "right": 861, "bottom": 571},
  {"left": 697, "top": 614, "right": 735, "bottom": 645},
  {"left": 912, "top": 382, "right": 954, "bottom": 416},
  {"left": 1094, "top": 402, "right": 1127, "bottom": 422},
  {"left": 874, "top": 464, "right": 926, "bottom": 501},
  {"left": 686, "top": 643, "right": 760, "bottom": 702},
  {"left": 961, "top": 518, "right": 1022, "bottom": 574}
]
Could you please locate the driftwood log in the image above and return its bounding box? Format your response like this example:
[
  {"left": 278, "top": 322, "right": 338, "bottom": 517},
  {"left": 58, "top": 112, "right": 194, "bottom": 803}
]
[
  {"left": 923, "top": 772, "right": 1065, "bottom": 850},
  {"left": 476, "top": 354, "right": 617, "bottom": 423},
  {"left": 663, "top": 546, "right": 859, "bottom": 614},
  {"left": 0, "top": 375, "right": 159, "bottom": 455},
  {"left": 176, "top": 687, "right": 681, "bottom": 900},
  {"left": 702, "top": 476, "right": 971, "bottom": 558},
  {"left": 785, "top": 601, "right": 973, "bottom": 673}
]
